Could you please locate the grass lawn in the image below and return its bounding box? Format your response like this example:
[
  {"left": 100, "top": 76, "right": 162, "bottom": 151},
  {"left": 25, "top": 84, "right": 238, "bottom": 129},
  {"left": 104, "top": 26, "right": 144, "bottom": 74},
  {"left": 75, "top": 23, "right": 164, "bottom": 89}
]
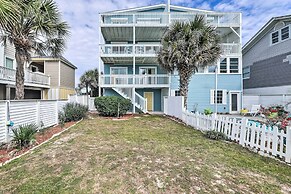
[{"left": 0, "top": 115, "right": 291, "bottom": 193}]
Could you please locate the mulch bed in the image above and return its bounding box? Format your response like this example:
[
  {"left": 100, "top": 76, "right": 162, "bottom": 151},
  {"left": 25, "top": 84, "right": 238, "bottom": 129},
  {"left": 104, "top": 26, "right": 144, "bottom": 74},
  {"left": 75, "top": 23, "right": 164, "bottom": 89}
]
[{"left": 0, "top": 121, "right": 76, "bottom": 164}]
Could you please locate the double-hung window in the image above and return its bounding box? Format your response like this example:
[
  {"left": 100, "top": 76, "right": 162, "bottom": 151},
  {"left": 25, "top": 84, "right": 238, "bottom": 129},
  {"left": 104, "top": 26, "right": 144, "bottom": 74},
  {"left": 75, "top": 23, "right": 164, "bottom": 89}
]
[
  {"left": 229, "top": 58, "right": 239, "bottom": 73},
  {"left": 219, "top": 58, "right": 227, "bottom": 73},
  {"left": 281, "top": 26, "right": 289, "bottom": 40}
]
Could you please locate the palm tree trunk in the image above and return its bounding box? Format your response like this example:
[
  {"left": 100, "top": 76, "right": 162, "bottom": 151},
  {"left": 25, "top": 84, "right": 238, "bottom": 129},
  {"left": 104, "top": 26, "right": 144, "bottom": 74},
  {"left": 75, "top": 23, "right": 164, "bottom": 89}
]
[
  {"left": 86, "top": 83, "right": 89, "bottom": 96},
  {"left": 179, "top": 72, "right": 190, "bottom": 109},
  {"left": 14, "top": 49, "right": 26, "bottom": 100}
]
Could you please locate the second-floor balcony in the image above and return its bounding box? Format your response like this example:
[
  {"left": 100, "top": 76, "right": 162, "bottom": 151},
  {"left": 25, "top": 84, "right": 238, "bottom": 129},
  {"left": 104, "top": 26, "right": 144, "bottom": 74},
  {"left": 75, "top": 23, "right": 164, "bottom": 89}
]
[
  {"left": 100, "top": 44, "right": 161, "bottom": 57},
  {"left": 0, "top": 66, "right": 50, "bottom": 88},
  {"left": 100, "top": 74, "right": 170, "bottom": 88},
  {"left": 100, "top": 43, "right": 241, "bottom": 58}
]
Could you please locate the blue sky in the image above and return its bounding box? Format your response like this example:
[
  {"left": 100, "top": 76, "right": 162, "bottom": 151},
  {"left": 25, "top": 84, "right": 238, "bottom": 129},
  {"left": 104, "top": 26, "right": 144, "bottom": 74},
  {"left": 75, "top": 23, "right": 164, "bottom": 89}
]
[{"left": 55, "top": 0, "right": 291, "bottom": 85}]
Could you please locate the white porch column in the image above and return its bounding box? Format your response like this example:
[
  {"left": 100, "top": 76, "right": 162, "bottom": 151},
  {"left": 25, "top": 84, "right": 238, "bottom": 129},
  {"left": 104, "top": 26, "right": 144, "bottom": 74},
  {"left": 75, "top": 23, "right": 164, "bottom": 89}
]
[
  {"left": 132, "top": 87, "right": 136, "bottom": 113},
  {"left": 98, "top": 13, "right": 102, "bottom": 97}
]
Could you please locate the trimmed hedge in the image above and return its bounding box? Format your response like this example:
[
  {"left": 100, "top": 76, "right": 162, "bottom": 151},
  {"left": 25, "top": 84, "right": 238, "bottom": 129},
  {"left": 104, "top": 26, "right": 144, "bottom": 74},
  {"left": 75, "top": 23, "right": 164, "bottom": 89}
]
[{"left": 94, "top": 96, "right": 131, "bottom": 117}]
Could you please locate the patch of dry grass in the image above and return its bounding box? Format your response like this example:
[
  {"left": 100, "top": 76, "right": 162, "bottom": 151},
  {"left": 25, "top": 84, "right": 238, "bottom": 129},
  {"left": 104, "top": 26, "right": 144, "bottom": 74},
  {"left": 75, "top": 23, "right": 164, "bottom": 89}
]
[{"left": 0, "top": 115, "right": 291, "bottom": 193}]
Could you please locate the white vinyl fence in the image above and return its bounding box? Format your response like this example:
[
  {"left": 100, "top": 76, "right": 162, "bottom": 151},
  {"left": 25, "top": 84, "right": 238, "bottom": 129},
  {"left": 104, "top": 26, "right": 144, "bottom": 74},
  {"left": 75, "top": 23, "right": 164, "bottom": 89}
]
[
  {"left": 68, "top": 95, "right": 96, "bottom": 111},
  {"left": 0, "top": 100, "right": 69, "bottom": 143},
  {"left": 164, "top": 96, "right": 291, "bottom": 163},
  {"left": 0, "top": 95, "right": 95, "bottom": 144},
  {"left": 243, "top": 95, "right": 291, "bottom": 112}
]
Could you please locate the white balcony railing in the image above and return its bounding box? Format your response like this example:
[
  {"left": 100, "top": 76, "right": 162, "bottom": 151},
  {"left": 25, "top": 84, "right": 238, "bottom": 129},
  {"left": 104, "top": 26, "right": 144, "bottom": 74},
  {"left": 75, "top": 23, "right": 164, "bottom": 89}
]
[
  {"left": 100, "top": 44, "right": 133, "bottom": 55},
  {"left": 100, "top": 74, "right": 170, "bottom": 87},
  {"left": 0, "top": 66, "right": 50, "bottom": 86},
  {"left": 100, "top": 43, "right": 241, "bottom": 56},
  {"left": 100, "top": 44, "right": 161, "bottom": 56},
  {"left": 220, "top": 43, "right": 241, "bottom": 55},
  {"left": 100, "top": 12, "right": 240, "bottom": 26}
]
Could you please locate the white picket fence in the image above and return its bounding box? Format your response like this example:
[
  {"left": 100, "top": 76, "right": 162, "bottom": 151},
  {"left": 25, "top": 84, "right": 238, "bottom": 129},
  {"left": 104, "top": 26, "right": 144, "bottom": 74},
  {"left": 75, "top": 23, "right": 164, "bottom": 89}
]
[{"left": 165, "top": 96, "right": 291, "bottom": 163}]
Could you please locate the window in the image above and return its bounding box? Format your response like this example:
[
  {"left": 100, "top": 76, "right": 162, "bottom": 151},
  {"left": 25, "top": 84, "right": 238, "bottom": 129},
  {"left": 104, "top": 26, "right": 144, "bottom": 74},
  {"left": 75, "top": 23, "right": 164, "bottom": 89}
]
[
  {"left": 5, "top": 58, "right": 13, "bottom": 69},
  {"left": 174, "top": 90, "right": 180, "bottom": 96},
  {"left": 110, "top": 67, "right": 127, "bottom": 75},
  {"left": 210, "top": 90, "right": 227, "bottom": 105},
  {"left": 281, "top": 26, "right": 289, "bottom": 40},
  {"left": 208, "top": 65, "right": 217, "bottom": 73},
  {"left": 271, "top": 31, "right": 279, "bottom": 44},
  {"left": 243, "top": 66, "right": 250, "bottom": 79},
  {"left": 31, "top": 65, "right": 39, "bottom": 72},
  {"left": 271, "top": 24, "right": 291, "bottom": 45},
  {"left": 230, "top": 58, "right": 239, "bottom": 73},
  {"left": 220, "top": 58, "right": 227, "bottom": 73}
]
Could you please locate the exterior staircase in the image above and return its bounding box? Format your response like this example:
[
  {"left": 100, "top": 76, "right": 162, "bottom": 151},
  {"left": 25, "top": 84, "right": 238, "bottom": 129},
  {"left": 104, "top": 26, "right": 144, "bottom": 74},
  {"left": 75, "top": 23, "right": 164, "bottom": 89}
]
[{"left": 112, "top": 88, "right": 147, "bottom": 113}]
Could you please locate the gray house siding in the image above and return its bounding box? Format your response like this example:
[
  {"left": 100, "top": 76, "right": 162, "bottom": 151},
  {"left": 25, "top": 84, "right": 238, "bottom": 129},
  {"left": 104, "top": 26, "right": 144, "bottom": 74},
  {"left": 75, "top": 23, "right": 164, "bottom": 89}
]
[
  {"left": 244, "top": 51, "right": 291, "bottom": 89},
  {"left": 243, "top": 20, "right": 291, "bottom": 90}
]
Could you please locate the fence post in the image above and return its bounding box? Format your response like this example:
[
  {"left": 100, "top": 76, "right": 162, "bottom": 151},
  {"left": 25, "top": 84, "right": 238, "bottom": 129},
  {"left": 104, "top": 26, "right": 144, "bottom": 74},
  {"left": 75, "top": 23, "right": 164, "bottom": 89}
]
[
  {"left": 211, "top": 113, "right": 216, "bottom": 131},
  {"left": 195, "top": 112, "right": 199, "bottom": 128},
  {"left": 285, "top": 126, "right": 291, "bottom": 163},
  {"left": 55, "top": 101, "right": 59, "bottom": 125},
  {"left": 36, "top": 100, "right": 41, "bottom": 127},
  {"left": 239, "top": 117, "right": 247, "bottom": 147},
  {"left": 4, "top": 101, "right": 9, "bottom": 143}
]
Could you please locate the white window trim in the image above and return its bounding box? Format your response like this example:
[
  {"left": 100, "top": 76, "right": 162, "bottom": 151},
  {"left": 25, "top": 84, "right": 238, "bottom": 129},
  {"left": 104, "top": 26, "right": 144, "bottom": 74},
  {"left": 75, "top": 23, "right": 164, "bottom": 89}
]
[
  {"left": 138, "top": 66, "right": 157, "bottom": 75},
  {"left": 110, "top": 67, "right": 128, "bottom": 75},
  {"left": 242, "top": 66, "right": 250, "bottom": 79},
  {"left": 30, "top": 65, "right": 39, "bottom": 72},
  {"left": 270, "top": 24, "right": 291, "bottom": 46},
  {"left": 210, "top": 89, "right": 227, "bottom": 105}
]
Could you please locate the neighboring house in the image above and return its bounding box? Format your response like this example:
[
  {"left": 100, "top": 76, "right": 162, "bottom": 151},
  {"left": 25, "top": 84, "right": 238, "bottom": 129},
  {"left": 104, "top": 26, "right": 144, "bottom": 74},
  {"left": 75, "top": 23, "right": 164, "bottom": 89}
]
[
  {"left": 0, "top": 43, "right": 77, "bottom": 100},
  {"left": 243, "top": 15, "right": 291, "bottom": 109},
  {"left": 98, "top": 3, "right": 242, "bottom": 113}
]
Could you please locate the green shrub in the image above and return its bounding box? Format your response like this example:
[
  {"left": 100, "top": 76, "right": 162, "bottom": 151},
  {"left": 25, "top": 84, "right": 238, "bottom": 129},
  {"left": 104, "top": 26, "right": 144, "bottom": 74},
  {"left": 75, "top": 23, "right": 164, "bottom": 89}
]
[
  {"left": 94, "top": 96, "right": 131, "bottom": 117},
  {"left": 58, "top": 111, "right": 66, "bottom": 128},
  {"left": 61, "top": 103, "right": 88, "bottom": 122},
  {"left": 204, "top": 108, "right": 213, "bottom": 115},
  {"left": 12, "top": 123, "right": 38, "bottom": 148},
  {"left": 205, "top": 130, "right": 228, "bottom": 141}
]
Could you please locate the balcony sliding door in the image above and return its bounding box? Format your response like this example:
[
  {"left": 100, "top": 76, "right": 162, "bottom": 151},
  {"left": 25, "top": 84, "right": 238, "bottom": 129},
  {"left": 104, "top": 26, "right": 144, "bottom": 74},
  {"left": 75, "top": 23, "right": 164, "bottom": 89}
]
[
  {"left": 139, "top": 67, "right": 156, "bottom": 85},
  {"left": 110, "top": 67, "right": 128, "bottom": 85}
]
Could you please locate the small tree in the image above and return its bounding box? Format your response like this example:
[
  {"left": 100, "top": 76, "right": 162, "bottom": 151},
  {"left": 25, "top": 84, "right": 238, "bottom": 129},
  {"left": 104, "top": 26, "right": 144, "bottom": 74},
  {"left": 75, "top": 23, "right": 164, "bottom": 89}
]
[
  {"left": 79, "top": 68, "right": 99, "bottom": 96},
  {"left": 158, "top": 16, "right": 221, "bottom": 107},
  {"left": 0, "top": 0, "right": 69, "bottom": 99}
]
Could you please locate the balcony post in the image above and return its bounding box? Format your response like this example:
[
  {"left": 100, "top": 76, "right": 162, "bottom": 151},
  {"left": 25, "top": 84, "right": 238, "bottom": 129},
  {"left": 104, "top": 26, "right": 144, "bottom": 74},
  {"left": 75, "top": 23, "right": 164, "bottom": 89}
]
[
  {"left": 132, "top": 87, "right": 136, "bottom": 114},
  {"left": 133, "top": 16, "right": 136, "bottom": 85}
]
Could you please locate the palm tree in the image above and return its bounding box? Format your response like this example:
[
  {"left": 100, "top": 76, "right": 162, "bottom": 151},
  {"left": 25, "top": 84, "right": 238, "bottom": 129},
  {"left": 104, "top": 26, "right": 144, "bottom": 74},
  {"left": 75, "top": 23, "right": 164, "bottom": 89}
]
[
  {"left": 79, "top": 69, "right": 99, "bottom": 96},
  {"left": 158, "top": 15, "right": 221, "bottom": 107},
  {"left": 0, "top": 0, "right": 69, "bottom": 99}
]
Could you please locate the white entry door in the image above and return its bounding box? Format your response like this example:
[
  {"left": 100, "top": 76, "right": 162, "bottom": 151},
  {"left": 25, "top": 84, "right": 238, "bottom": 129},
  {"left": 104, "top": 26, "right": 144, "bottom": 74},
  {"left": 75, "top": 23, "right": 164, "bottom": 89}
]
[{"left": 229, "top": 92, "right": 241, "bottom": 114}]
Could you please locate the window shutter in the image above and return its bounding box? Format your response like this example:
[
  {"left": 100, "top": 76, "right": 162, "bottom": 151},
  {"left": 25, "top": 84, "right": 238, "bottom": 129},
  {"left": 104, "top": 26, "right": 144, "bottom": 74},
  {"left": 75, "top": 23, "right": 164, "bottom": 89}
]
[
  {"left": 223, "top": 90, "right": 227, "bottom": 105},
  {"left": 210, "top": 90, "right": 214, "bottom": 104}
]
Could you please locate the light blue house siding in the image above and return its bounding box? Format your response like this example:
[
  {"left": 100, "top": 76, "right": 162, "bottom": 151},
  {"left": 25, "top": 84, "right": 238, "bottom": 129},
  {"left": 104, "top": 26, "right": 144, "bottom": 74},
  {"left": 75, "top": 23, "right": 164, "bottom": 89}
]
[{"left": 171, "top": 74, "right": 242, "bottom": 113}]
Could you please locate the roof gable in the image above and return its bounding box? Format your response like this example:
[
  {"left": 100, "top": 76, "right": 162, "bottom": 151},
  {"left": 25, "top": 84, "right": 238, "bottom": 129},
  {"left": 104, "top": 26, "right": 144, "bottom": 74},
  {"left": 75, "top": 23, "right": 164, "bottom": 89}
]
[
  {"left": 101, "top": 4, "right": 214, "bottom": 14},
  {"left": 243, "top": 15, "right": 291, "bottom": 54}
]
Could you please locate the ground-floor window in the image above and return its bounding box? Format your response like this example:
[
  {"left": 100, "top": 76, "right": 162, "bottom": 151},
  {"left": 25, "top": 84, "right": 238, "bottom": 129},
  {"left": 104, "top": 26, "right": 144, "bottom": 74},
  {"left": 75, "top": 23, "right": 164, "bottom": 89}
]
[{"left": 210, "top": 89, "right": 227, "bottom": 104}]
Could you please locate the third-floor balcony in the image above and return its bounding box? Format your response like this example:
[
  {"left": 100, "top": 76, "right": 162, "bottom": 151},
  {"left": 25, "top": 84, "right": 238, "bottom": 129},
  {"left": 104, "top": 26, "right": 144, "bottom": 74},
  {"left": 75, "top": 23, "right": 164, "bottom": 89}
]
[{"left": 100, "top": 12, "right": 241, "bottom": 27}]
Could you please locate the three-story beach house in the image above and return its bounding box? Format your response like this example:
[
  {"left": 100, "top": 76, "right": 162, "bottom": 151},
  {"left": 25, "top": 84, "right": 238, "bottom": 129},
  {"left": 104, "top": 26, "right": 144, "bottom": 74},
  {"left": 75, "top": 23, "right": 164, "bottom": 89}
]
[{"left": 98, "top": 3, "right": 242, "bottom": 113}]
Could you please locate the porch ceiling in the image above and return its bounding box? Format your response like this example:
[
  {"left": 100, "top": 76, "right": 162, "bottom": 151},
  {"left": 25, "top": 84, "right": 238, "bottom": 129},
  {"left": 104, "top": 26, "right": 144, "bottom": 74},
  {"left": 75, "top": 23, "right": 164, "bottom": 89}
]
[
  {"left": 101, "top": 26, "right": 168, "bottom": 42},
  {"left": 102, "top": 27, "right": 133, "bottom": 42}
]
